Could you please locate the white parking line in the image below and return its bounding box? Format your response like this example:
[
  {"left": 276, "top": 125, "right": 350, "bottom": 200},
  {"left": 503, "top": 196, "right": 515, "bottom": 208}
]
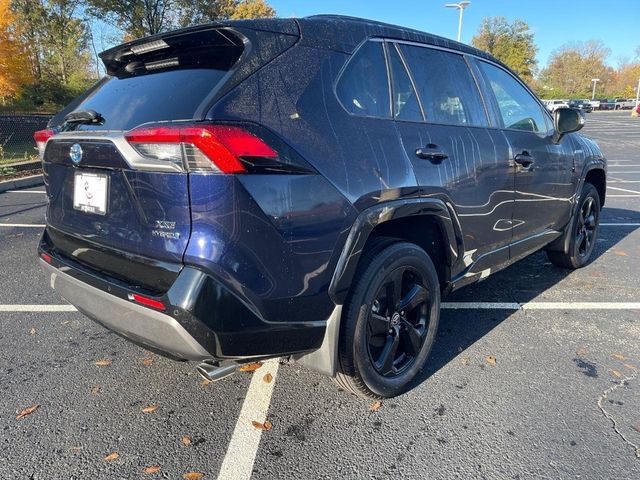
[
  {"left": 217, "top": 358, "right": 280, "bottom": 480},
  {"left": 608, "top": 186, "right": 640, "bottom": 195},
  {"left": 0, "top": 224, "right": 45, "bottom": 228},
  {"left": 0, "top": 304, "right": 76, "bottom": 312},
  {"left": 608, "top": 194, "right": 640, "bottom": 198},
  {"left": 600, "top": 223, "right": 640, "bottom": 226},
  {"left": 5, "top": 190, "right": 46, "bottom": 194},
  {"left": 442, "top": 302, "right": 640, "bottom": 310}
]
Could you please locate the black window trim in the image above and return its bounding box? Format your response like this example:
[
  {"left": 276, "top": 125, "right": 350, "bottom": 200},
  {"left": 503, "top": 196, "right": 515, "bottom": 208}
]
[{"left": 384, "top": 41, "right": 426, "bottom": 122}]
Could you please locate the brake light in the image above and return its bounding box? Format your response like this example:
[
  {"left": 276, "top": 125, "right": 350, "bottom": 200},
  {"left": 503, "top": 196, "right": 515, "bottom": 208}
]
[
  {"left": 125, "top": 125, "right": 277, "bottom": 173},
  {"left": 33, "top": 129, "right": 55, "bottom": 160},
  {"left": 128, "top": 293, "right": 166, "bottom": 311}
]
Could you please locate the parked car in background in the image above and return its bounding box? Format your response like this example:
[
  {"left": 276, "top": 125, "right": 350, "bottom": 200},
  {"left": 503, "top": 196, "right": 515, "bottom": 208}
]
[
  {"left": 588, "top": 99, "right": 601, "bottom": 110},
  {"left": 568, "top": 99, "right": 593, "bottom": 113},
  {"left": 544, "top": 99, "right": 569, "bottom": 112},
  {"left": 614, "top": 98, "right": 636, "bottom": 110},
  {"left": 35, "top": 15, "right": 607, "bottom": 398},
  {"left": 599, "top": 99, "right": 616, "bottom": 110}
]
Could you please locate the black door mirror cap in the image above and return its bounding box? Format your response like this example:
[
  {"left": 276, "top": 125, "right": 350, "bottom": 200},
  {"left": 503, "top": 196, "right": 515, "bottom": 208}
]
[{"left": 553, "top": 107, "right": 585, "bottom": 143}]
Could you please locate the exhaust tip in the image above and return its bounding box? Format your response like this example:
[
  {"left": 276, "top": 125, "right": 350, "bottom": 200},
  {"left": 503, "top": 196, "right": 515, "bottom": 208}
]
[{"left": 197, "top": 361, "right": 238, "bottom": 383}]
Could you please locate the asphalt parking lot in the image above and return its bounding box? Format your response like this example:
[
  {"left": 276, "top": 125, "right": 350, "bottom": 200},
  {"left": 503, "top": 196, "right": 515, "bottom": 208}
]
[{"left": 1, "top": 110, "right": 639, "bottom": 479}]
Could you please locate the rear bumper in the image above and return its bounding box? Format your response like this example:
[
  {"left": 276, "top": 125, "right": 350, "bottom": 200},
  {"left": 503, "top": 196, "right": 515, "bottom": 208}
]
[
  {"left": 38, "top": 233, "right": 327, "bottom": 361},
  {"left": 40, "top": 259, "right": 211, "bottom": 360}
]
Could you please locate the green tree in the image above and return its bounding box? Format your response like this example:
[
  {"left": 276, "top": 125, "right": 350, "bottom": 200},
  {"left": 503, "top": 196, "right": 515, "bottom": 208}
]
[
  {"left": 539, "top": 40, "right": 613, "bottom": 98},
  {"left": 471, "top": 17, "right": 538, "bottom": 82}
]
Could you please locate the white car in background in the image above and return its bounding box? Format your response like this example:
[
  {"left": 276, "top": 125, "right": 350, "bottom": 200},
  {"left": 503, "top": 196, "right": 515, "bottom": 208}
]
[{"left": 544, "top": 99, "right": 569, "bottom": 112}]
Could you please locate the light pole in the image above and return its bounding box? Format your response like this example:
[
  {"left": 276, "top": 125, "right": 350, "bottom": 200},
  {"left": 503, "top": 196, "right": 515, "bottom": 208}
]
[
  {"left": 591, "top": 78, "right": 600, "bottom": 100},
  {"left": 635, "top": 77, "right": 640, "bottom": 108},
  {"left": 445, "top": 1, "right": 471, "bottom": 43}
]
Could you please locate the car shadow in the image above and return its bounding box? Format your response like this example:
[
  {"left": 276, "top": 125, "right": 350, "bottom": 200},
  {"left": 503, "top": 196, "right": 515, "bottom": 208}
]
[{"left": 412, "top": 206, "right": 640, "bottom": 387}]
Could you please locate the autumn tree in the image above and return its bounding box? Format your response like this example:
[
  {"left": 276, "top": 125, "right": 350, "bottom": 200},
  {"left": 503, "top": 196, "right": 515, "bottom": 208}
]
[
  {"left": 539, "top": 40, "right": 613, "bottom": 98},
  {"left": 471, "top": 17, "right": 537, "bottom": 82},
  {"left": 88, "top": 0, "right": 276, "bottom": 39},
  {"left": 0, "top": 0, "right": 32, "bottom": 102}
]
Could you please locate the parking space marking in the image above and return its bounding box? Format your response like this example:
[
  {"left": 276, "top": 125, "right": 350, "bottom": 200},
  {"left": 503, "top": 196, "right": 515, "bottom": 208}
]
[
  {"left": 0, "top": 305, "right": 76, "bottom": 312},
  {"left": 608, "top": 194, "right": 640, "bottom": 198},
  {"left": 443, "top": 302, "right": 640, "bottom": 310},
  {"left": 216, "top": 358, "right": 280, "bottom": 480},
  {"left": 608, "top": 186, "right": 640, "bottom": 195},
  {"left": 600, "top": 223, "right": 640, "bottom": 226},
  {"left": 4, "top": 190, "right": 46, "bottom": 194},
  {"left": 0, "top": 224, "right": 46, "bottom": 228}
]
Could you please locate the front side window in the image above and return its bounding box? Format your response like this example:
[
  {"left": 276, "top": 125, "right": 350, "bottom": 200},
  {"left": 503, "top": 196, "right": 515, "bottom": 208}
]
[
  {"left": 336, "top": 41, "right": 391, "bottom": 118},
  {"left": 478, "top": 61, "right": 549, "bottom": 133},
  {"left": 398, "top": 44, "right": 488, "bottom": 127}
]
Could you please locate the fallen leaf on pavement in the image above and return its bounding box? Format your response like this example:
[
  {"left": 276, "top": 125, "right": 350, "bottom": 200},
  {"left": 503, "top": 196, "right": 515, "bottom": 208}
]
[
  {"left": 200, "top": 379, "right": 212, "bottom": 386},
  {"left": 104, "top": 452, "right": 119, "bottom": 461},
  {"left": 95, "top": 359, "right": 112, "bottom": 367},
  {"left": 251, "top": 420, "right": 273, "bottom": 431},
  {"left": 239, "top": 362, "right": 263, "bottom": 372},
  {"left": 16, "top": 404, "right": 40, "bottom": 420},
  {"left": 90, "top": 386, "right": 102, "bottom": 395},
  {"left": 183, "top": 472, "right": 204, "bottom": 480},
  {"left": 461, "top": 357, "right": 470, "bottom": 366},
  {"left": 263, "top": 373, "right": 273, "bottom": 383},
  {"left": 143, "top": 466, "right": 161, "bottom": 474},
  {"left": 181, "top": 435, "right": 192, "bottom": 446},
  {"left": 485, "top": 355, "right": 497, "bottom": 366},
  {"left": 623, "top": 363, "right": 637, "bottom": 370},
  {"left": 614, "top": 251, "right": 628, "bottom": 257},
  {"left": 632, "top": 424, "right": 640, "bottom": 433},
  {"left": 612, "top": 354, "right": 627, "bottom": 361},
  {"left": 142, "top": 358, "right": 154, "bottom": 366},
  {"left": 610, "top": 370, "right": 623, "bottom": 378},
  {"left": 142, "top": 404, "right": 159, "bottom": 414},
  {"left": 29, "top": 328, "right": 36, "bottom": 336},
  {"left": 576, "top": 347, "right": 588, "bottom": 356},
  {"left": 370, "top": 401, "right": 382, "bottom": 412}
]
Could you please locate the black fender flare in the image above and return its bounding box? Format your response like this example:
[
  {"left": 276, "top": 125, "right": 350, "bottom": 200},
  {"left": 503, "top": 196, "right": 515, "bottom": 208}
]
[{"left": 328, "top": 197, "right": 463, "bottom": 305}]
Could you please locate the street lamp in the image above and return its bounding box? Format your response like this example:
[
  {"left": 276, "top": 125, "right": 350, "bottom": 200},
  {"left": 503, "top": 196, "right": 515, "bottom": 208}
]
[
  {"left": 591, "top": 78, "right": 600, "bottom": 100},
  {"left": 445, "top": 1, "right": 471, "bottom": 43}
]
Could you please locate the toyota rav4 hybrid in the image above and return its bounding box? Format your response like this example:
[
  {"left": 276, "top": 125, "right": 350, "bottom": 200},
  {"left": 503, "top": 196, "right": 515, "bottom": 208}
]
[{"left": 36, "top": 16, "right": 607, "bottom": 398}]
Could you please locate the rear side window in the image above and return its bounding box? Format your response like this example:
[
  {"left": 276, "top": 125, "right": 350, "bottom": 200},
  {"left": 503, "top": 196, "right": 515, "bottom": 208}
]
[
  {"left": 398, "top": 44, "right": 488, "bottom": 127},
  {"left": 387, "top": 43, "right": 423, "bottom": 122},
  {"left": 336, "top": 41, "right": 391, "bottom": 118},
  {"left": 478, "top": 61, "right": 549, "bottom": 133}
]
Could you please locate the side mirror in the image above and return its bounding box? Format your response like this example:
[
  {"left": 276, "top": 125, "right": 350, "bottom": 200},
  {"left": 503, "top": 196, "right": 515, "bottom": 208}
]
[{"left": 552, "top": 107, "right": 585, "bottom": 143}]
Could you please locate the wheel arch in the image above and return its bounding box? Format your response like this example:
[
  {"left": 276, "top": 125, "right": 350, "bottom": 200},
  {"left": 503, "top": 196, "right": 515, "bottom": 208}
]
[{"left": 328, "top": 198, "right": 462, "bottom": 305}]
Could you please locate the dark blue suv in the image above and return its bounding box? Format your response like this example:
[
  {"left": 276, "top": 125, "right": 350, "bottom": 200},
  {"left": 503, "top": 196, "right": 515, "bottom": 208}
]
[{"left": 36, "top": 15, "right": 606, "bottom": 398}]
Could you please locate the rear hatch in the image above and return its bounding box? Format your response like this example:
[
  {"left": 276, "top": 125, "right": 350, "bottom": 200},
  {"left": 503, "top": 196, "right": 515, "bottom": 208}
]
[{"left": 39, "top": 23, "right": 299, "bottom": 293}]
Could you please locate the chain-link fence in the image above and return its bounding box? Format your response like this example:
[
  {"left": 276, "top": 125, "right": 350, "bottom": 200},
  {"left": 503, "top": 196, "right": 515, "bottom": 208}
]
[{"left": 0, "top": 113, "right": 53, "bottom": 164}]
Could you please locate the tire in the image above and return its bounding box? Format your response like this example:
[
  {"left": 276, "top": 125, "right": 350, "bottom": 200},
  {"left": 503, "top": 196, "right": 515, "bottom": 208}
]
[
  {"left": 547, "top": 182, "right": 601, "bottom": 269},
  {"left": 333, "top": 241, "right": 440, "bottom": 398}
]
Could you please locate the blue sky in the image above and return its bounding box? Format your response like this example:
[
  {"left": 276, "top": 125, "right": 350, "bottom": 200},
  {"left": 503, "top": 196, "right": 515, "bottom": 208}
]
[{"left": 269, "top": 0, "right": 640, "bottom": 67}]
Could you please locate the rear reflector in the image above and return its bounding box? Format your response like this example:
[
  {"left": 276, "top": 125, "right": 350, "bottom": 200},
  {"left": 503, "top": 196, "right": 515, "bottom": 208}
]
[
  {"left": 40, "top": 252, "right": 52, "bottom": 264},
  {"left": 128, "top": 293, "right": 166, "bottom": 311},
  {"left": 125, "top": 125, "right": 277, "bottom": 173},
  {"left": 33, "top": 129, "right": 55, "bottom": 160}
]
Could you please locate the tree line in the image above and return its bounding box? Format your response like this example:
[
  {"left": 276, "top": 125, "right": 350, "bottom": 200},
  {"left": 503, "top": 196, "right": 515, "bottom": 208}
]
[
  {"left": 1, "top": 8, "right": 639, "bottom": 112},
  {"left": 0, "top": 0, "right": 275, "bottom": 111},
  {"left": 472, "top": 16, "right": 640, "bottom": 99}
]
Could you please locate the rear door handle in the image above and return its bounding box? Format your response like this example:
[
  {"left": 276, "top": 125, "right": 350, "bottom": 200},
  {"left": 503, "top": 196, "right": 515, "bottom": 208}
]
[
  {"left": 415, "top": 145, "right": 448, "bottom": 164},
  {"left": 514, "top": 152, "right": 535, "bottom": 169}
]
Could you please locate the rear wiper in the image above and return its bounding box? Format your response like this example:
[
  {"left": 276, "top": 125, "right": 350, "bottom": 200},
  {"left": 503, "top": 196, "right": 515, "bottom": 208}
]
[{"left": 64, "top": 109, "right": 104, "bottom": 125}]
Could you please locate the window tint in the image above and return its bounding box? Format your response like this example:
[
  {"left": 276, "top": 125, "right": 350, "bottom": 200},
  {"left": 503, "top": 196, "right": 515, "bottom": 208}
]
[
  {"left": 74, "top": 69, "right": 228, "bottom": 131},
  {"left": 398, "top": 45, "right": 487, "bottom": 127},
  {"left": 388, "top": 44, "right": 423, "bottom": 121},
  {"left": 478, "top": 61, "right": 548, "bottom": 133},
  {"left": 336, "top": 41, "right": 391, "bottom": 118}
]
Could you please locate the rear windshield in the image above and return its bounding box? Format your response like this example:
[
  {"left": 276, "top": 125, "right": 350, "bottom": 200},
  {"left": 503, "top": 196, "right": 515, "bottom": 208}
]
[
  {"left": 72, "top": 69, "right": 228, "bottom": 131},
  {"left": 64, "top": 28, "right": 244, "bottom": 131}
]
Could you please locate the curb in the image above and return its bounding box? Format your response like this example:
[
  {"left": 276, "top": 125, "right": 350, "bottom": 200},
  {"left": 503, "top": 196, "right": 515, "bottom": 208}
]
[{"left": 0, "top": 174, "right": 44, "bottom": 193}]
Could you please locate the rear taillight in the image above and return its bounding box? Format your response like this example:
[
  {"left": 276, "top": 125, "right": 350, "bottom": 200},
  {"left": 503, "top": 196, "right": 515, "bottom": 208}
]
[
  {"left": 124, "top": 125, "right": 278, "bottom": 174},
  {"left": 33, "top": 129, "right": 55, "bottom": 160}
]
